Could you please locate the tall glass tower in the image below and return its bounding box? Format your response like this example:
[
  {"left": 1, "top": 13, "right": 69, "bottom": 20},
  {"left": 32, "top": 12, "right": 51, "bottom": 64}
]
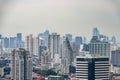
[{"left": 93, "top": 27, "right": 100, "bottom": 39}]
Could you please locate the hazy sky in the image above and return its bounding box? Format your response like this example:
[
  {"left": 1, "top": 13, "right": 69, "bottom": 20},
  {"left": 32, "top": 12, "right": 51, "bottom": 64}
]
[{"left": 0, "top": 0, "right": 120, "bottom": 41}]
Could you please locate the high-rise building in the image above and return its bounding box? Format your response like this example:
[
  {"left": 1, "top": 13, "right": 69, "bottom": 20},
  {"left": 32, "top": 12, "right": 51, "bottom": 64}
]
[
  {"left": 111, "top": 36, "right": 116, "bottom": 45},
  {"left": 111, "top": 49, "right": 120, "bottom": 67},
  {"left": 75, "top": 36, "right": 82, "bottom": 46},
  {"left": 17, "top": 33, "right": 22, "bottom": 41},
  {"left": 48, "top": 33, "right": 60, "bottom": 59},
  {"left": 61, "top": 37, "right": 73, "bottom": 74},
  {"left": 93, "top": 27, "right": 100, "bottom": 38},
  {"left": 0, "top": 34, "right": 2, "bottom": 39},
  {"left": 111, "top": 49, "right": 120, "bottom": 74},
  {"left": 89, "top": 36, "right": 110, "bottom": 57},
  {"left": 92, "top": 27, "right": 109, "bottom": 42},
  {"left": 25, "top": 34, "right": 33, "bottom": 56},
  {"left": 16, "top": 33, "right": 22, "bottom": 48},
  {"left": 71, "top": 41, "right": 79, "bottom": 58},
  {"left": 76, "top": 55, "right": 109, "bottom": 80},
  {"left": 38, "top": 30, "right": 49, "bottom": 48},
  {"left": 99, "top": 34, "right": 109, "bottom": 42},
  {"left": 10, "top": 37, "right": 16, "bottom": 48},
  {"left": 65, "top": 34, "right": 72, "bottom": 41},
  {"left": 41, "top": 50, "right": 50, "bottom": 64},
  {"left": 39, "top": 46, "right": 47, "bottom": 62},
  {"left": 11, "top": 48, "right": 32, "bottom": 80},
  {"left": 82, "top": 44, "right": 89, "bottom": 51},
  {"left": 4, "top": 37, "right": 9, "bottom": 48},
  {"left": 83, "top": 37, "right": 87, "bottom": 44},
  {"left": 0, "top": 39, "right": 3, "bottom": 55},
  {"left": 33, "top": 37, "right": 40, "bottom": 56}
]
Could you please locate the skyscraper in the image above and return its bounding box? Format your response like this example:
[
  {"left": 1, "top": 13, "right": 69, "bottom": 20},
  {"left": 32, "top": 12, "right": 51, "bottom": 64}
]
[
  {"left": 33, "top": 37, "right": 40, "bottom": 56},
  {"left": 0, "top": 39, "right": 3, "bottom": 55},
  {"left": 93, "top": 27, "right": 100, "bottom": 38},
  {"left": 38, "top": 30, "right": 49, "bottom": 48},
  {"left": 39, "top": 45, "right": 47, "bottom": 63},
  {"left": 0, "top": 34, "right": 2, "bottom": 39},
  {"left": 4, "top": 37, "right": 9, "bottom": 48},
  {"left": 111, "top": 36, "right": 116, "bottom": 45},
  {"left": 10, "top": 37, "right": 16, "bottom": 48},
  {"left": 76, "top": 55, "right": 109, "bottom": 80},
  {"left": 75, "top": 36, "right": 82, "bottom": 46},
  {"left": 111, "top": 49, "right": 120, "bottom": 74},
  {"left": 89, "top": 36, "right": 110, "bottom": 57},
  {"left": 41, "top": 50, "right": 50, "bottom": 64},
  {"left": 48, "top": 33, "right": 60, "bottom": 59},
  {"left": 65, "top": 34, "right": 72, "bottom": 41},
  {"left": 11, "top": 48, "right": 32, "bottom": 80},
  {"left": 99, "top": 34, "right": 109, "bottom": 42},
  {"left": 111, "top": 49, "right": 120, "bottom": 67},
  {"left": 17, "top": 33, "right": 22, "bottom": 42},
  {"left": 61, "top": 36, "right": 73, "bottom": 74},
  {"left": 83, "top": 37, "right": 87, "bottom": 44},
  {"left": 25, "top": 34, "right": 33, "bottom": 56},
  {"left": 16, "top": 33, "right": 22, "bottom": 48}
]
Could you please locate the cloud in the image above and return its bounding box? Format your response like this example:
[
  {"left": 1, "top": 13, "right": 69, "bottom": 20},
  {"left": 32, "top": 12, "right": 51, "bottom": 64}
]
[{"left": 0, "top": 0, "right": 120, "bottom": 41}]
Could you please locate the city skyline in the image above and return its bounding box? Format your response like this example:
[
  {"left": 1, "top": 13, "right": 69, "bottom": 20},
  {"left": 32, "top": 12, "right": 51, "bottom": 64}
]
[
  {"left": 0, "top": 0, "right": 120, "bottom": 41},
  {"left": 0, "top": 28, "right": 118, "bottom": 42}
]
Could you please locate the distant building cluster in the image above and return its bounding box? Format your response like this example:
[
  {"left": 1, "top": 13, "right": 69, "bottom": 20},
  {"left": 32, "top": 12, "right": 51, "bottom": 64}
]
[{"left": 0, "top": 27, "right": 119, "bottom": 80}]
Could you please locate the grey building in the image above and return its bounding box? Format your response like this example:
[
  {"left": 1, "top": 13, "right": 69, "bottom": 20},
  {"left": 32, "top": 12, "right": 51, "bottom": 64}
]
[
  {"left": 60, "top": 36, "right": 73, "bottom": 74},
  {"left": 48, "top": 33, "right": 60, "bottom": 59},
  {"left": 111, "top": 49, "right": 120, "bottom": 67},
  {"left": 89, "top": 36, "right": 110, "bottom": 57}
]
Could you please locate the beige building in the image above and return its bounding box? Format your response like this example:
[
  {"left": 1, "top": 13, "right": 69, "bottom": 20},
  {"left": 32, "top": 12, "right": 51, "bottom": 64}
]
[
  {"left": 11, "top": 48, "right": 32, "bottom": 80},
  {"left": 25, "top": 34, "right": 33, "bottom": 56}
]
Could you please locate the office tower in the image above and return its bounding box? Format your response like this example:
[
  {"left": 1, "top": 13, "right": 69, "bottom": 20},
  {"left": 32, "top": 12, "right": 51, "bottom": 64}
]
[
  {"left": 111, "top": 49, "right": 120, "bottom": 67},
  {"left": 111, "top": 49, "right": 120, "bottom": 74},
  {"left": 99, "top": 34, "right": 109, "bottom": 42},
  {"left": 33, "top": 37, "right": 46, "bottom": 56},
  {"left": 111, "top": 36, "right": 116, "bottom": 45},
  {"left": 21, "top": 41, "right": 24, "bottom": 48},
  {"left": 83, "top": 37, "right": 87, "bottom": 44},
  {"left": 41, "top": 50, "right": 50, "bottom": 64},
  {"left": 61, "top": 37, "right": 73, "bottom": 74},
  {"left": 0, "top": 39, "right": 3, "bottom": 55},
  {"left": 33, "top": 37, "right": 40, "bottom": 56},
  {"left": 10, "top": 37, "right": 16, "bottom": 48},
  {"left": 48, "top": 33, "right": 60, "bottom": 59},
  {"left": 76, "top": 55, "right": 109, "bottom": 80},
  {"left": 16, "top": 33, "right": 22, "bottom": 48},
  {"left": 38, "top": 30, "right": 49, "bottom": 48},
  {"left": 17, "top": 33, "right": 22, "bottom": 41},
  {"left": 4, "top": 37, "right": 9, "bottom": 48},
  {"left": 70, "top": 41, "right": 79, "bottom": 58},
  {"left": 89, "top": 36, "right": 110, "bottom": 57},
  {"left": 65, "top": 34, "right": 72, "bottom": 41},
  {"left": 93, "top": 27, "right": 100, "bottom": 38},
  {"left": 39, "top": 46, "right": 47, "bottom": 62},
  {"left": 75, "top": 36, "right": 82, "bottom": 46},
  {"left": 25, "top": 34, "right": 33, "bottom": 56},
  {"left": 0, "top": 34, "right": 2, "bottom": 39},
  {"left": 39, "top": 37, "right": 45, "bottom": 46},
  {"left": 43, "top": 30, "right": 49, "bottom": 47},
  {"left": 11, "top": 48, "right": 32, "bottom": 80},
  {"left": 82, "top": 44, "right": 89, "bottom": 51}
]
